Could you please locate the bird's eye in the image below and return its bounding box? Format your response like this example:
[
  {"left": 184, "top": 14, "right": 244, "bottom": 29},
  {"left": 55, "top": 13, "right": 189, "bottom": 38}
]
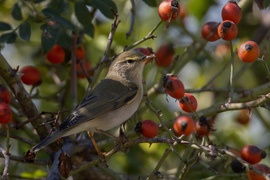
[{"left": 127, "top": 59, "right": 133, "bottom": 63}]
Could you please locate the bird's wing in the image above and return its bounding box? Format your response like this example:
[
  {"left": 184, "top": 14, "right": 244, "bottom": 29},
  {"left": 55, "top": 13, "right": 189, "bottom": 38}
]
[{"left": 59, "top": 79, "right": 138, "bottom": 132}]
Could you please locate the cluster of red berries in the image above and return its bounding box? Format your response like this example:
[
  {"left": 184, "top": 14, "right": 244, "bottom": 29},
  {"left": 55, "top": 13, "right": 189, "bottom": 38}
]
[
  {"left": 18, "top": 44, "right": 91, "bottom": 86},
  {"left": 135, "top": 43, "right": 175, "bottom": 68},
  {"left": 161, "top": 74, "right": 213, "bottom": 137},
  {"left": 201, "top": 1, "right": 260, "bottom": 63},
  {"left": 230, "top": 145, "right": 268, "bottom": 180},
  {"left": 201, "top": 1, "right": 241, "bottom": 42},
  {"left": 0, "top": 85, "right": 12, "bottom": 124},
  {"left": 46, "top": 44, "right": 92, "bottom": 79}
]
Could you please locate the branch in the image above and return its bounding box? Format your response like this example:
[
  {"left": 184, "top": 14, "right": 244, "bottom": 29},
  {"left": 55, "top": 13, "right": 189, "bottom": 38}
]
[
  {"left": 0, "top": 53, "right": 48, "bottom": 139},
  {"left": 198, "top": 92, "right": 270, "bottom": 117},
  {"left": 101, "top": 9, "right": 121, "bottom": 63},
  {"left": 122, "top": 20, "right": 162, "bottom": 52},
  {"left": 0, "top": 131, "right": 34, "bottom": 145},
  {"left": 0, "top": 143, "right": 9, "bottom": 180},
  {"left": 126, "top": 0, "right": 135, "bottom": 39},
  {"left": 90, "top": 9, "right": 120, "bottom": 90}
]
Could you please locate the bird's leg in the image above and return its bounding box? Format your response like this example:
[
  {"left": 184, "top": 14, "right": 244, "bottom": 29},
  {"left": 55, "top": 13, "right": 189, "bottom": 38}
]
[
  {"left": 87, "top": 131, "right": 108, "bottom": 167},
  {"left": 119, "top": 123, "right": 129, "bottom": 142},
  {"left": 118, "top": 124, "right": 129, "bottom": 151}
]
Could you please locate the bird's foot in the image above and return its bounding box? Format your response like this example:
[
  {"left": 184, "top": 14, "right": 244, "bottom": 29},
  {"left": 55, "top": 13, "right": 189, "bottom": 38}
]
[{"left": 97, "top": 151, "right": 108, "bottom": 167}]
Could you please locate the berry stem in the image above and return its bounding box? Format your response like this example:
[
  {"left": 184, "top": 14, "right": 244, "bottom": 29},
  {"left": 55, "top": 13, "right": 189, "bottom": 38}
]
[{"left": 228, "top": 40, "right": 235, "bottom": 103}]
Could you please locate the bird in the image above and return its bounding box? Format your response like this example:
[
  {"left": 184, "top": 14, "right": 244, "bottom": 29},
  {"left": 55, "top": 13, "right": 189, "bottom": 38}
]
[{"left": 28, "top": 50, "right": 155, "bottom": 157}]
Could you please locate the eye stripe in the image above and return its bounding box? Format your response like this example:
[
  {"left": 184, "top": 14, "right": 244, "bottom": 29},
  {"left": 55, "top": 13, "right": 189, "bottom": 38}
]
[{"left": 127, "top": 59, "right": 134, "bottom": 63}]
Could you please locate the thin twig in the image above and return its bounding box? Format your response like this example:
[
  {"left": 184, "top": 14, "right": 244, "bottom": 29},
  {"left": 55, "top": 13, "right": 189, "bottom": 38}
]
[
  {"left": 122, "top": 20, "right": 162, "bottom": 52},
  {"left": 147, "top": 142, "right": 177, "bottom": 180},
  {"left": 90, "top": 9, "right": 120, "bottom": 90},
  {"left": 126, "top": 0, "right": 135, "bottom": 39},
  {"left": 258, "top": 57, "right": 270, "bottom": 80},
  {"left": 101, "top": 9, "right": 121, "bottom": 63},
  {"left": 228, "top": 41, "right": 235, "bottom": 103},
  {"left": 70, "top": 32, "right": 78, "bottom": 108},
  {"left": 0, "top": 136, "right": 10, "bottom": 180},
  {"left": 77, "top": 55, "right": 92, "bottom": 84},
  {"left": 0, "top": 131, "right": 34, "bottom": 145}
]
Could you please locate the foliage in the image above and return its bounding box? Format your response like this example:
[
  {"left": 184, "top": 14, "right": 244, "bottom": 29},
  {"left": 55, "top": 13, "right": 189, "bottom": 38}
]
[{"left": 0, "top": 0, "right": 270, "bottom": 179}]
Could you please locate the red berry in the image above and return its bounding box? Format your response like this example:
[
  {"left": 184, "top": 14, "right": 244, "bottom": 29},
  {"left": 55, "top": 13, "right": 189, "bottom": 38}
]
[
  {"left": 156, "top": 44, "right": 174, "bottom": 67},
  {"left": 173, "top": 116, "right": 194, "bottom": 136},
  {"left": 19, "top": 66, "right": 41, "bottom": 86},
  {"left": 195, "top": 116, "right": 212, "bottom": 137},
  {"left": 163, "top": 75, "right": 185, "bottom": 99},
  {"left": 134, "top": 47, "right": 155, "bottom": 65},
  {"left": 248, "top": 164, "right": 270, "bottom": 180},
  {"left": 201, "top": 22, "right": 220, "bottom": 42},
  {"left": 135, "top": 120, "right": 159, "bottom": 138},
  {"left": 218, "top": 20, "right": 238, "bottom": 40},
  {"left": 241, "top": 145, "right": 266, "bottom": 164},
  {"left": 222, "top": 1, "right": 242, "bottom": 24},
  {"left": 46, "top": 44, "right": 66, "bottom": 64},
  {"left": 158, "top": 0, "right": 180, "bottom": 22},
  {"left": 0, "top": 102, "right": 12, "bottom": 124},
  {"left": 134, "top": 47, "right": 153, "bottom": 56},
  {"left": 0, "top": 85, "right": 11, "bottom": 104},
  {"left": 76, "top": 45, "right": 86, "bottom": 60},
  {"left": 238, "top": 41, "right": 260, "bottom": 63},
  {"left": 76, "top": 61, "right": 93, "bottom": 79},
  {"left": 178, "top": 93, "right": 198, "bottom": 112},
  {"left": 236, "top": 109, "right": 250, "bottom": 125}
]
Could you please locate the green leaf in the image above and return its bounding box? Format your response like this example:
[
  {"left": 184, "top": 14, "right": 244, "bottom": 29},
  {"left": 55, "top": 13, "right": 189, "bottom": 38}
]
[
  {"left": 42, "top": 8, "right": 59, "bottom": 17},
  {"left": 263, "top": 0, "right": 270, "bottom": 8},
  {"left": 0, "top": 32, "right": 17, "bottom": 44},
  {"left": 92, "top": 0, "right": 117, "bottom": 19},
  {"left": 33, "top": 0, "right": 45, "bottom": 3},
  {"left": 0, "top": 22, "right": 12, "bottom": 31},
  {"left": 42, "top": 8, "right": 76, "bottom": 31},
  {"left": 11, "top": 3, "right": 23, "bottom": 21},
  {"left": 75, "top": 2, "right": 92, "bottom": 26},
  {"left": 142, "top": 0, "right": 157, "bottom": 7},
  {"left": 84, "top": 0, "right": 93, "bottom": 6},
  {"left": 188, "top": 0, "right": 216, "bottom": 20},
  {"left": 41, "top": 31, "right": 56, "bottom": 54},
  {"left": 19, "top": 21, "right": 31, "bottom": 41},
  {"left": 84, "top": 23, "right": 94, "bottom": 38},
  {"left": 51, "top": 16, "right": 76, "bottom": 31},
  {"left": 20, "top": 170, "right": 47, "bottom": 178}
]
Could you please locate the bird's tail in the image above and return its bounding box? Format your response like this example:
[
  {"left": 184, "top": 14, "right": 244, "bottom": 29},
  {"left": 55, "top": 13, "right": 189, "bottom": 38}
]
[{"left": 30, "top": 130, "right": 63, "bottom": 153}]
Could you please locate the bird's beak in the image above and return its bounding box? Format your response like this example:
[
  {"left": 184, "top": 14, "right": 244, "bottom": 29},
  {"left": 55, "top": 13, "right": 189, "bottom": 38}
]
[{"left": 141, "top": 54, "right": 156, "bottom": 64}]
